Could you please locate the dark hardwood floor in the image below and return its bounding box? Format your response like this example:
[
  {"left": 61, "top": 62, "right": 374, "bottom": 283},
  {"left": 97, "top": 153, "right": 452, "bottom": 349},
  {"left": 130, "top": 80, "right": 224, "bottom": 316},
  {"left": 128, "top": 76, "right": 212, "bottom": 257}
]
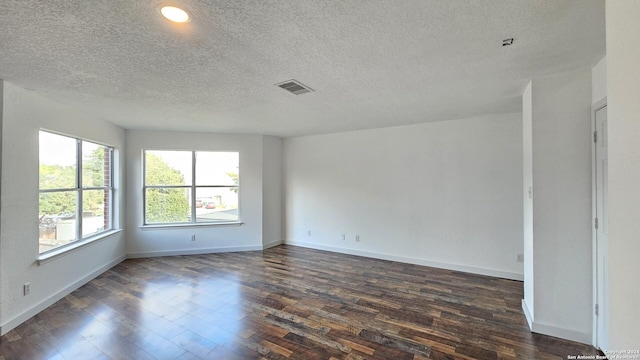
[{"left": 1, "top": 245, "right": 601, "bottom": 359}]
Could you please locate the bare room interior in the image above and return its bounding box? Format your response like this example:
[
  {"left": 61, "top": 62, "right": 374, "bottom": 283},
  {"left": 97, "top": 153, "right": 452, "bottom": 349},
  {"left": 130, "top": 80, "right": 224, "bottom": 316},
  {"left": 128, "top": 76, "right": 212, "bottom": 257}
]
[{"left": 1, "top": 0, "right": 639, "bottom": 359}]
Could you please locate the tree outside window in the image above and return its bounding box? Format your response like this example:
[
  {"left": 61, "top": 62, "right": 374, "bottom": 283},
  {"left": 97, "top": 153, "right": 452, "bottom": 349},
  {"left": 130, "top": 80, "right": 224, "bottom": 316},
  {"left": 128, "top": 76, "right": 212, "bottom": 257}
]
[
  {"left": 39, "top": 131, "right": 113, "bottom": 253},
  {"left": 143, "top": 150, "right": 239, "bottom": 225}
]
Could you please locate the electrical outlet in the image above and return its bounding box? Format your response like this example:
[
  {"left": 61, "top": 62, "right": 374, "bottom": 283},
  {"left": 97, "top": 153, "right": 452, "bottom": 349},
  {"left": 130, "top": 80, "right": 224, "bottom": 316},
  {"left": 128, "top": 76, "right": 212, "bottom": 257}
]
[
  {"left": 191, "top": 234, "right": 196, "bottom": 241},
  {"left": 517, "top": 254, "right": 524, "bottom": 262},
  {"left": 24, "top": 282, "right": 31, "bottom": 296},
  {"left": 355, "top": 235, "right": 360, "bottom": 242},
  {"left": 341, "top": 234, "right": 346, "bottom": 240}
]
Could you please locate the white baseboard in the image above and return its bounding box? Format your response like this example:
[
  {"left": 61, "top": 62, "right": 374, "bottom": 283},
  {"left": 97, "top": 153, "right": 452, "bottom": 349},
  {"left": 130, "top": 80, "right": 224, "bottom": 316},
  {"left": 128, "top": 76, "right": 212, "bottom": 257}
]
[
  {"left": 127, "top": 241, "right": 285, "bottom": 259},
  {"left": 127, "top": 244, "right": 265, "bottom": 258},
  {"left": 0, "top": 254, "right": 126, "bottom": 336},
  {"left": 262, "top": 240, "right": 283, "bottom": 250},
  {"left": 284, "top": 240, "right": 523, "bottom": 281},
  {"left": 531, "top": 321, "right": 591, "bottom": 345}
]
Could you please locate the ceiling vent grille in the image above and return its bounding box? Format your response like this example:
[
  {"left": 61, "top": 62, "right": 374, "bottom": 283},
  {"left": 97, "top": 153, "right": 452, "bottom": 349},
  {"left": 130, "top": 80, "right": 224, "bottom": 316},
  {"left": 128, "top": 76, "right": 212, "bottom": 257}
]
[{"left": 275, "top": 80, "right": 314, "bottom": 95}]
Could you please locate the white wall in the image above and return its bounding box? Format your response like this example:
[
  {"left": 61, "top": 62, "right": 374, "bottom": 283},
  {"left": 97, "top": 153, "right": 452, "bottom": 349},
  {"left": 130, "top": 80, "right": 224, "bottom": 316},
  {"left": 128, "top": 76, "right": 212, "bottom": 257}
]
[
  {"left": 522, "top": 81, "right": 534, "bottom": 322},
  {"left": 262, "top": 136, "right": 283, "bottom": 248},
  {"left": 125, "top": 130, "right": 282, "bottom": 257},
  {"left": 284, "top": 113, "right": 524, "bottom": 280},
  {"left": 528, "top": 70, "right": 593, "bottom": 343},
  {"left": 606, "top": 0, "right": 640, "bottom": 349},
  {"left": 0, "top": 81, "right": 4, "bottom": 327},
  {"left": 0, "top": 81, "right": 126, "bottom": 335},
  {"left": 592, "top": 57, "right": 607, "bottom": 104}
]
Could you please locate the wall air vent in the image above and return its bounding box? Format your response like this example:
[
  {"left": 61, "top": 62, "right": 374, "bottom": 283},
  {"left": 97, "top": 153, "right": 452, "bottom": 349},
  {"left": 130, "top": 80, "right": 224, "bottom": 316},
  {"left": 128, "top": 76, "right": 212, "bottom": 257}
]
[{"left": 275, "top": 80, "right": 314, "bottom": 95}]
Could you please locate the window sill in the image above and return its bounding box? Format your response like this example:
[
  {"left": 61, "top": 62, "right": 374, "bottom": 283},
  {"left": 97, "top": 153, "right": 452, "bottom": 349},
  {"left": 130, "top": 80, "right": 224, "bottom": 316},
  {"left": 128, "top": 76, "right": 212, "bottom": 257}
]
[
  {"left": 38, "top": 229, "right": 123, "bottom": 265},
  {"left": 140, "top": 222, "right": 244, "bottom": 230}
]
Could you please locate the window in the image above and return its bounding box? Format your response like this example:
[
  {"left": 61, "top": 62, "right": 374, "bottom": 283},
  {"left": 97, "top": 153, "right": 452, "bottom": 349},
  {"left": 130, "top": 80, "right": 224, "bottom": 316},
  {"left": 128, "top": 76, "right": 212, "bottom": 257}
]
[
  {"left": 39, "top": 131, "right": 114, "bottom": 254},
  {"left": 143, "top": 150, "right": 239, "bottom": 225}
]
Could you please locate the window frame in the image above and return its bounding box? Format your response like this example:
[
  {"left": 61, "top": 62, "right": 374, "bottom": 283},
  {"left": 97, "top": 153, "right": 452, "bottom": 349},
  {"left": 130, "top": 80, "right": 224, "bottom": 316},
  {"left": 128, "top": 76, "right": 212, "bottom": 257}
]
[
  {"left": 142, "top": 149, "right": 240, "bottom": 226},
  {"left": 38, "top": 130, "right": 115, "bottom": 255}
]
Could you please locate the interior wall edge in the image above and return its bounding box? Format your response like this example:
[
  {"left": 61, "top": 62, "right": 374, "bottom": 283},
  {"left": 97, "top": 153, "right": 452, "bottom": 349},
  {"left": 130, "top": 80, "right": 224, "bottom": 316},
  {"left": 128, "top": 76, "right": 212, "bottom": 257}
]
[
  {"left": 522, "top": 299, "right": 534, "bottom": 329},
  {"left": 262, "top": 240, "right": 284, "bottom": 250}
]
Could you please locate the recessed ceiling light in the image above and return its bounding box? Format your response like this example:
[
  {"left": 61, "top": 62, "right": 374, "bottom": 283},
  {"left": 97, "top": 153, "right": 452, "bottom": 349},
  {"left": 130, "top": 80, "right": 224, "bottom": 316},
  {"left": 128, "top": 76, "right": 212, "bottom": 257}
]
[{"left": 158, "top": 5, "right": 190, "bottom": 23}]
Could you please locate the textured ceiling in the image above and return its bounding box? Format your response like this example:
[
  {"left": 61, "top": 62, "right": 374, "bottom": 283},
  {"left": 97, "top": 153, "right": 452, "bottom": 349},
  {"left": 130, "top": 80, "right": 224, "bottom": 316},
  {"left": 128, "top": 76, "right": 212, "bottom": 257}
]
[{"left": 0, "top": 0, "right": 605, "bottom": 137}]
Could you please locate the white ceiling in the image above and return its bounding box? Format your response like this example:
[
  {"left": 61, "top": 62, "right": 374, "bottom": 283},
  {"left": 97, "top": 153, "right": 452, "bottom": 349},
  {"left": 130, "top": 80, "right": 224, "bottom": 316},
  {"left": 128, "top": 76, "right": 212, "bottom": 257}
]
[{"left": 0, "top": 0, "right": 605, "bottom": 137}]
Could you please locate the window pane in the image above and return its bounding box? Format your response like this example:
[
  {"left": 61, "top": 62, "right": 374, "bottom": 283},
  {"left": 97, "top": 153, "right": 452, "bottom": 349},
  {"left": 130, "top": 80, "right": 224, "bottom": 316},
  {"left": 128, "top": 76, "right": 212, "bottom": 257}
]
[
  {"left": 83, "top": 189, "right": 108, "bottom": 236},
  {"left": 195, "top": 152, "right": 239, "bottom": 186},
  {"left": 145, "top": 188, "right": 191, "bottom": 224},
  {"left": 39, "top": 131, "right": 76, "bottom": 189},
  {"left": 83, "top": 141, "right": 110, "bottom": 187},
  {"left": 195, "top": 187, "right": 238, "bottom": 222},
  {"left": 145, "top": 151, "right": 192, "bottom": 186},
  {"left": 39, "top": 191, "right": 77, "bottom": 253}
]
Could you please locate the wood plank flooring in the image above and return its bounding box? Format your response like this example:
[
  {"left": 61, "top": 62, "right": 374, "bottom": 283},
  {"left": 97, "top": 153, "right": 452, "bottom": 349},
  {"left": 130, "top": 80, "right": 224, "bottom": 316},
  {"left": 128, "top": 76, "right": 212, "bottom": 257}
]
[{"left": 0, "top": 245, "right": 602, "bottom": 359}]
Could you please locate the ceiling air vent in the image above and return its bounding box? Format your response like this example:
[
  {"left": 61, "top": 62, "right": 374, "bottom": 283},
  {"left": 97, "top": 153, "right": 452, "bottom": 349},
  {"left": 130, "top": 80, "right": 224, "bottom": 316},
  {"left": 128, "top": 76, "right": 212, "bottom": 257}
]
[{"left": 275, "top": 80, "right": 314, "bottom": 95}]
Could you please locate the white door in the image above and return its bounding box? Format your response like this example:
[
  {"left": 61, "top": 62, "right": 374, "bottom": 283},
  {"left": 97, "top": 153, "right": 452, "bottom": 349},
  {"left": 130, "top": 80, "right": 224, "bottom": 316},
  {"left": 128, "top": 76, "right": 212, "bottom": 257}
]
[{"left": 594, "top": 104, "right": 608, "bottom": 349}]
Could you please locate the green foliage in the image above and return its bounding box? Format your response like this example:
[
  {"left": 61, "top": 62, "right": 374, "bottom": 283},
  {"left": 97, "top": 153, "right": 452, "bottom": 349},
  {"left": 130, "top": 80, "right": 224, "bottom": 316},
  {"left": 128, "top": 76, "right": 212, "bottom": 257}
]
[
  {"left": 83, "top": 147, "right": 107, "bottom": 214},
  {"left": 39, "top": 191, "right": 76, "bottom": 217},
  {"left": 39, "top": 147, "right": 108, "bottom": 217},
  {"left": 39, "top": 164, "right": 76, "bottom": 216},
  {"left": 40, "top": 164, "right": 76, "bottom": 189},
  {"left": 145, "top": 153, "right": 186, "bottom": 186},
  {"left": 145, "top": 153, "right": 190, "bottom": 223},
  {"left": 83, "top": 147, "right": 106, "bottom": 187},
  {"left": 226, "top": 172, "right": 239, "bottom": 193}
]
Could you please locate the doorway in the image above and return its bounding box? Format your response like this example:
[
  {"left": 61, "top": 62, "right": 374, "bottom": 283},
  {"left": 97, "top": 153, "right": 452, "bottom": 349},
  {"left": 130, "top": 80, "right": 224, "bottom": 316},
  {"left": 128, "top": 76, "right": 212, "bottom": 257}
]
[{"left": 592, "top": 101, "right": 608, "bottom": 349}]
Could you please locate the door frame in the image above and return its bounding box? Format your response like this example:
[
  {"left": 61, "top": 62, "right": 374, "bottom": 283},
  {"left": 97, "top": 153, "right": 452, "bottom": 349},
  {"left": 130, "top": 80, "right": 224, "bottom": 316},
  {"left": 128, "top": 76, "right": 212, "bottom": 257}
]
[{"left": 591, "top": 97, "right": 607, "bottom": 347}]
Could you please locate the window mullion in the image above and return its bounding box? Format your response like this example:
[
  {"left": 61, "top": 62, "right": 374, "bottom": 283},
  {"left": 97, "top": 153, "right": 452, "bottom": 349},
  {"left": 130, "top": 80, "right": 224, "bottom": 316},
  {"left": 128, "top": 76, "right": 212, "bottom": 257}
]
[
  {"left": 76, "top": 139, "right": 83, "bottom": 241},
  {"left": 142, "top": 150, "right": 147, "bottom": 225},
  {"left": 111, "top": 148, "right": 114, "bottom": 229},
  {"left": 106, "top": 147, "right": 113, "bottom": 230},
  {"left": 191, "top": 151, "right": 197, "bottom": 223},
  {"left": 39, "top": 187, "right": 80, "bottom": 193}
]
